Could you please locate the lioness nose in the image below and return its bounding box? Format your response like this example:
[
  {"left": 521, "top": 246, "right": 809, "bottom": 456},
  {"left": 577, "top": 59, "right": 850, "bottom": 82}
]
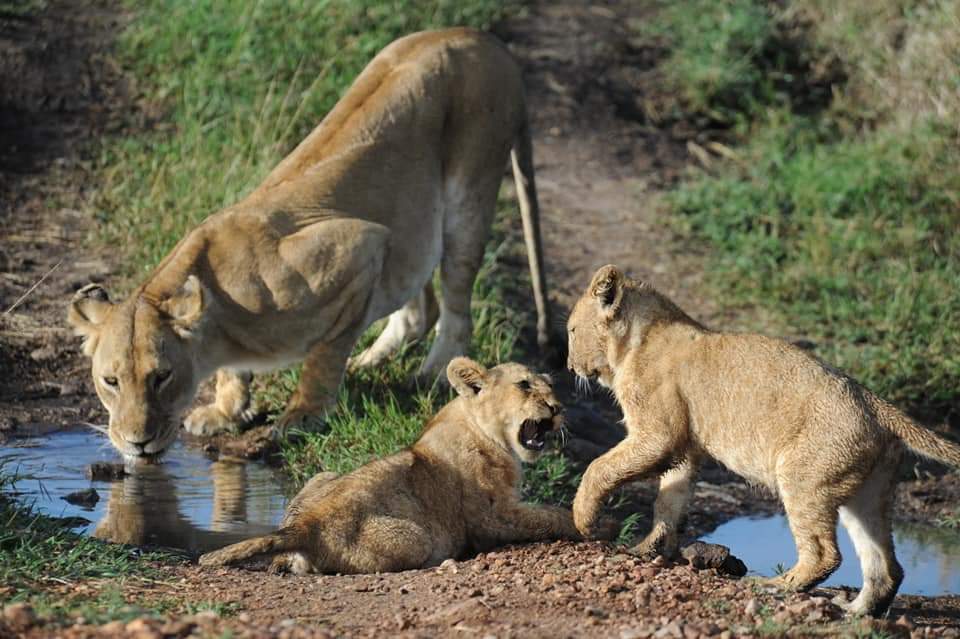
[{"left": 122, "top": 434, "right": 155, "bottom": 451}]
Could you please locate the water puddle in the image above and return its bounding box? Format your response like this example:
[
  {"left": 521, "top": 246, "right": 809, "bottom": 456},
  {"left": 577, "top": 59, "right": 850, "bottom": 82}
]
[
  {"left": 703, "top": 515, "right": 960, "bottom": 596},
  {"left": 1, "top": 430, "right": 289, "bottom": 554}
]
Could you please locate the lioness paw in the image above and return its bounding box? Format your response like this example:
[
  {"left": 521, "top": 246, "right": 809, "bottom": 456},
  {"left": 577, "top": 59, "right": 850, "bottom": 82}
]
[{"left": 183, "top": 404, "right": 252, "bottom": 436}]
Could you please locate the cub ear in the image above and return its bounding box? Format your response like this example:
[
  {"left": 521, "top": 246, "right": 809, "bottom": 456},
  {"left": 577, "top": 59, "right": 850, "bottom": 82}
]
[
  {"left": 158, "top": 275, "right": 205, "bottom": 336},
  {"left": 589, "top": 264, "right": 624, "bottom": 316},
  {"left": 447, "top": 357, "right": 488, "bottom": 398},
  {"left": 67, "top": 284, "right": 114, "bottom": 356}
]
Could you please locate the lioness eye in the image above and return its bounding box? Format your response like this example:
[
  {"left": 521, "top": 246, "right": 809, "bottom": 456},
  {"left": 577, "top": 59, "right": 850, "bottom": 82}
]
[
  {"left": 154, "top": 369, "right": 171, "bottom": 389},
  {"left": 103, "top": 376, "right": 118, "bottom": 387},
  {"left": 517, "top": 379, "right": 531, "bottom": 391}
]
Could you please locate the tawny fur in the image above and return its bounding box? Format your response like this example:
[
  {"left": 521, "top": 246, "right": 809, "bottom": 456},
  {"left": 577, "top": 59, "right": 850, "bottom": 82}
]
[
  {"left": 199, "top": 359, "right": 613, "bottom": 574},
  {"left": 66, "top": 28, "right": 550, "bottom": 460},
  {"left": 567, "top": 264, "right": 960, "bottom": 618}
]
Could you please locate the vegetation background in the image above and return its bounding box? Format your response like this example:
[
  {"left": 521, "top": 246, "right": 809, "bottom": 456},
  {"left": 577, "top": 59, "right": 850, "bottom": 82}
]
[{"left": 2, "top": 0, "right": 958, "bottom": 625}]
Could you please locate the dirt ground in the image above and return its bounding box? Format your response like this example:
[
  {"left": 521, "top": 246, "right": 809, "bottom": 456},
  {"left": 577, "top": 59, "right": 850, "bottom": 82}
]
[{"left": 2, "top": 0, "right": 960, "bottom": 637}]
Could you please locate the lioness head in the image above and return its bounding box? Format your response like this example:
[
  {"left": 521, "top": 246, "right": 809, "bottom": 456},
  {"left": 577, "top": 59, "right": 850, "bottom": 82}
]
[
  {"left": 446, "top": 357, "right": 562, "bottom": 463},
  {"left": 67, "top": 277, "right": 207, "bottom": 461}
]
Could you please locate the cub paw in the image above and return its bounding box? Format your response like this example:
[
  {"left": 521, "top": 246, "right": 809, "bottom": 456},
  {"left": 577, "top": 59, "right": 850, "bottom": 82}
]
[
  {"left": 628, "top": 528, "right": 676, "bottom": 561},
  {"left": 183, "top": 404, "right": 253, "bottom": 436}
]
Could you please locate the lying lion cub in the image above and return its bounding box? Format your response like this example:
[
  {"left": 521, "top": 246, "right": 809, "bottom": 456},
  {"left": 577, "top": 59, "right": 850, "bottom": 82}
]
[
  {"left": 567, "top": 265, "right": 960, "bottom": 617},
  {"left": 200, "top": 358, "right": 601, "bottom": 573}
]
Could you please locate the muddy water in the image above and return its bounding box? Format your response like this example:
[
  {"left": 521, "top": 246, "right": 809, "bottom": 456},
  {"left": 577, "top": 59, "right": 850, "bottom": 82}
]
[
  {"left": 703, "top": 514, "right": 960, "bottom": 596},
  {"left": 0, "top": 430, "right": 288, "bottom": 554}
]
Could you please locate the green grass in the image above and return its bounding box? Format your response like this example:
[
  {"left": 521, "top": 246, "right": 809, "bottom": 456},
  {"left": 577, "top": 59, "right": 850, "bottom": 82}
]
[
  {"left": 646, "top": 1, "right": 960, "bottom": 414},
  {"left": 0, "top": 466, "right": 178, "bottom": 624}
]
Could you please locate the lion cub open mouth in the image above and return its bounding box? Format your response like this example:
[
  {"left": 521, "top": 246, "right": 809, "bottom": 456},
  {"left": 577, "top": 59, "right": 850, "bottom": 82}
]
[{"left": 519, "top": 417, "right": 554, "bottom": 451}]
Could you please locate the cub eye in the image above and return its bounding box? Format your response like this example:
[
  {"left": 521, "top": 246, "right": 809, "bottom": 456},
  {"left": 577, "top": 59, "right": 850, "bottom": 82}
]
[
  {"left": 517, "top": 379, "right": 531, "bottom": 392},
  {"left": 103, "top": 376, "right": 118, "bottom": 388}
]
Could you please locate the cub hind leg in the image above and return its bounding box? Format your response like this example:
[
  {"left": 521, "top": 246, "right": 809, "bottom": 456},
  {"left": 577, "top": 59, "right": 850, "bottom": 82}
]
[
  {"left": 838, "top": 447, "right": 904, "bottom": 617},
  {"left": 775, "top": 490, "right": 843, "bottom": 592},
  {"left": 349, "top": 282, "right": 439, "bottom": 371}
]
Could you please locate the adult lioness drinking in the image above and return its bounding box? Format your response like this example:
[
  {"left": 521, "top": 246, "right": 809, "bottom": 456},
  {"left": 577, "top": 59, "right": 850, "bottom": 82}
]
[
  {"left": 67, "top": 29, "right": 551, "bottom": 461},
  {"left": 199, "top": 359, "right": 603, "bottom": 573},
  {"left": 567, "top": 264, "right": 960, "bottom": 617}
]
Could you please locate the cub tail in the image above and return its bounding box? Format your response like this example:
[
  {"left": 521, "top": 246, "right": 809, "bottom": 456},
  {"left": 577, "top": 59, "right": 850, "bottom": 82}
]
[
  {"left": 199, "top": 527, "right": 301, "bottom": 567},
  {"left": 871, "top": 395, "right": 960, "bottom": 467}
]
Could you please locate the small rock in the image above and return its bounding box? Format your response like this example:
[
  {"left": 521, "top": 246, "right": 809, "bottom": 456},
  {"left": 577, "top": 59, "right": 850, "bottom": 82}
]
[
  {"left": 654, "top": 621, "right": 683, "bottom": 638},
  {"left": 744, "top": 598, "right": 759, "bottom": 616},
  {"left": 3, "top": 603, "right": 36, "bottom": 629},
  {"left": 159, "top": 619, "right": 195, "bottom": 637},
  {"left": 193, "top": 610, "right": 219, "bottom": 623},
  {"left": 680, "top": 542, "right": 747, "bottom": 577},
  {"left": 586, "top": 606, "right": 608, "bottom": 618},
  {"left": 541, "top": 573, "right": 559, "bottom": 589},
  {"left": 439, "top": 558, "right": 458, "bottom": 573},
  {"left": 87, "top": 462, "right": 127, "bottom": 481},
  {"left": 100, "top": 620, "right": 125, "bottom": 633},
  {"left": 62, "top": 487, "right": 99, "bottom": 508},
  {"left": 125, "top": 618, "right": 161, "bottom": 639}
]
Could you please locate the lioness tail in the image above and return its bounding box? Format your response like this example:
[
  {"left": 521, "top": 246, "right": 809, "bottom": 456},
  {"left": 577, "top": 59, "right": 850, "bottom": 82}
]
[
  {"left": 871, "top": 395, "right": 960, "bottom": 467},
  {"left": 198, "top": 527, "right": 300, "bottom": 567},
  {"left": 511, "top": 116, "right": 550, "bottom": 350}
]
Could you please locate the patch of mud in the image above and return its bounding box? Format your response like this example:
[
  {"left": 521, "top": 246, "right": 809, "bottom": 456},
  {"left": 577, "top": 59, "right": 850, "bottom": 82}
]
[{"left": 0, "top": 1, "right": 127, "bottom": 433}]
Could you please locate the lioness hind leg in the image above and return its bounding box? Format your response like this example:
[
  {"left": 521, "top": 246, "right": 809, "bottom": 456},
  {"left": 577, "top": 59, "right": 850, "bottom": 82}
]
[
  {"left": 420, "top": 175, "right": 501, "bottom": 379},
  {"left": 839, "top": 451, "right": 903, "bottom": 617},
  {"left": 183, "top": 369, "right": 255, "bottom": 436},
  {"left": 775, "top": 494, "right": 842, "bottom": 592},
  {"left": 349, "top": 282, "right": 439, "bottom": 372}
]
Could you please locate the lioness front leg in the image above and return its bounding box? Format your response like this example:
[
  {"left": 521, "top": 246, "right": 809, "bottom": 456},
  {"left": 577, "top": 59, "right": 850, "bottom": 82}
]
[
  {"left": 631, "top": 456, "right": 698, "bottom": 560},
  {"left": 275, "top": 333, "right": 357, "bottom": 437},
  {"left": 573, "top": 433, "right": 676, "bottom": 539},
  {"left": 184, "top": 369, "right": 254, "bottom": 436}
]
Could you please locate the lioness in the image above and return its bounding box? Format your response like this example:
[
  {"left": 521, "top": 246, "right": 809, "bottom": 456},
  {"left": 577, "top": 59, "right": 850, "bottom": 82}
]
[
  {"left": 567, "top": 264, "right": 960, "bottom": 617},
  {"left": 67, "top": 28, "right": 551, "bottom": 461},
  {"left": 199, "top": 358, "right": 601, "bottom": 573}
]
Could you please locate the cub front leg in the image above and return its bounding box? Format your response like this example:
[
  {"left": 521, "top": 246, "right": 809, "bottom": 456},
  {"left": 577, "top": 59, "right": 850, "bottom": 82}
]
[
  {"left": 573, "top": 432, "right": 676, "bottom": 538},
  {"left": 485, "top": 503, "right": 585, "bottom": 544},
  {"left": 183, "top": 369, "right": 254, "bottom": 436}
]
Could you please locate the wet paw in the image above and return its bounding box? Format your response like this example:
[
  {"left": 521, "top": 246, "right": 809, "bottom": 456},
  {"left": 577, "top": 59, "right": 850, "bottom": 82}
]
[
  {"left": 184, "top": 404, "right": 253, "bottom": 436},
  {"left": 628, "top": 529, "right": 675, "bottom": 561}
]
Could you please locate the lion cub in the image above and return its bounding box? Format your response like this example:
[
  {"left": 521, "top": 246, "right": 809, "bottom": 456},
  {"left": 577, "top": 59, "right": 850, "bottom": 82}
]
[
  {"left": 200, "top": 358, "right": 590, "bottom": 574},
  {"left": 567, "top": 264, "right": 960, "bottom": 617}
]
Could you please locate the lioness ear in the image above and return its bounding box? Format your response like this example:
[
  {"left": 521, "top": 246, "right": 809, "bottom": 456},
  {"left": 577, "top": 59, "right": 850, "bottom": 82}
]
[
  {"left": 67, "top": 284, "right": 114, "bottom": 356},
  {"left": 590, "top": 264, "right": 624, "bottom": 316},
  {"left": 447, "top": 357, "right": 488, "bottom": 397},
  {"left": 158, "top": 275, "right": 205, "bottom": 337}
]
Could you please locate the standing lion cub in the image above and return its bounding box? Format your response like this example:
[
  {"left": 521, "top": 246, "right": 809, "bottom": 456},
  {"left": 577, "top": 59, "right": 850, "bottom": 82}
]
[
  {"left": 567, "top": 264, "right": 960, "bottom": 617},
  {"left": 199, "top": 358, "right": 600, "bottom": 574}
]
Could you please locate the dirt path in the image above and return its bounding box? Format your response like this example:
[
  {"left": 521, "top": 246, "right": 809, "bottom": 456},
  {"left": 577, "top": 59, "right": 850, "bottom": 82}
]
[
  {"left": 0, "top": 1, "right": 122, "bottom": 435},
  {"left": 3, "top": 1, "right": 960, "bottom": 638}
]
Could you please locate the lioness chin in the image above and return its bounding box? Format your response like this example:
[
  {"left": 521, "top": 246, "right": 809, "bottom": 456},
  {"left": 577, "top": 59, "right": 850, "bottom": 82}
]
[
  {"left": 567, "top": 264, "right": 960, "bottom": 617},
  {"left": 67, "top": 28, "right": 551, "bottom": 462},
  {"left": 199, "top": 358, "right": 613, "bottom": 573}
]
